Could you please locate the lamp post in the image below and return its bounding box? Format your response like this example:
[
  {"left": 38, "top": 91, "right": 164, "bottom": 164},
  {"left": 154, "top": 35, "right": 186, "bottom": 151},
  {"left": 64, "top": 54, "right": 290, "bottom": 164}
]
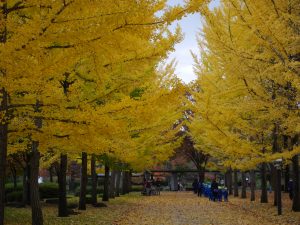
[{"left": 273, "top": 158, "right": 283, "bottom": 215}]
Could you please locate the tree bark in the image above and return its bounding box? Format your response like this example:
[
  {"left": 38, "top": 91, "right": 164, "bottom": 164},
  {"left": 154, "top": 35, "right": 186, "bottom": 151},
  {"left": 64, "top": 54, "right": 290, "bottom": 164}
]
[
  {"left": 79, "top": 152, "right": 87, "bottom": 210},
  {"left": 260, "top": 162, "right": 268, "bottom": 203},
  {"left": 284, "top": 165, "right": 290, "bottom": 192},
  {"left": 102, "top": 164, "right": 110, "bottom": 201},
  {"left": 91, "top": 154, "right": 98, "bottom": 206},
  {"left": 58, "top": 154, "right": 68, "bottom": 217},
  {"left": 241, "top": 172, "right": 246, "bottom": 198},
  {"left": 49, "top": 166, "right": 53, "bottom": 183},
  {"left": 30, "top": 141, "right": 43, "bottom": 225},
  {"left": 271, "top": 164, "right": 277, "bottom": 206},
  {"left": 250, "top": 170, "right": 255, "bottom": 201},
  {"left": 115, "top": 171, "right": 121, "bottom": 197},
  {"left": 233, "top": 170, "right": 239, "bottom": 197},
  {"left": 0, "top": 3, "right": 8, "bottom": 224},
  {"left": 109, "top": 171, "right": 116, "bottom": 198},
  {"left": 292, "top": 154, "right": 300, "bottom": 211},
  {"left": 0, "top": 88, "right": 8, "bottom": 225},
  {"left": 228, "top": 168, "right": 233, "bottom": 195}
]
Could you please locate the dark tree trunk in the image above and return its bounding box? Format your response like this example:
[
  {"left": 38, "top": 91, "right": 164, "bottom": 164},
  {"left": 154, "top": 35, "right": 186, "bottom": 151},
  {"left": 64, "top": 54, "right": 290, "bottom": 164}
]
[
  {"left": 198, "top": 168, "right": 205, "bottom": 183},
  {"left": 0, "top": 3, "right": 8, "bottom": 224},
  {"left": 284, "top": 165, "right": 290, "bottom": 192},
  {"left": 260, "top": 162, "right": 268, "bottom": 203},
  {"left": 127, "top": 171, "right": 132, "bottom": 193},
  {"left": 0, "top": 88, "right": 8, "bottom": 225},
  {"left": 228, "top": 168, "right": 233, "bottom": 195},
  {"left": 292, "top": 154, "right": 300, "bottom": 211},
  {"left": 250, "top": 170, "right": 255, "bottom": 201},
  {"left": 115, "top": 171, "right": 121, "bottom": 197},
  {"left": 271, "top": 164, "right": 277, "bottom": 206},
  {"left": 58, "top": 154, "right": 68, "bottom": 217},
  {"left": 109, "top": 171, "right": 116, "bottom": 198},
  {"left": 10, "top": 165, "right": 17, "bottom": 189},
  {"left": 30, "top": 141, "right": 43, "bottom": 225},
  {"left": 79, "top": 152, "right": 87, "bottom": 210},
  {"left": 102, "top": 164, "right": 110, "bottom": 201},
  {"left": 241, "top": 172, "right": 246, "bottom": 198},
  {"left": 233, "top": 170, "right": 239, "bottom": 197},
  {"left": 122, "top": 171, "right": 128, "bottom": 194},
  {"left": 49, "top": 166, "right": 53, "bottom": 183},
  {"left": 91, "top": 154, "right": 97, "bottom": 206}
]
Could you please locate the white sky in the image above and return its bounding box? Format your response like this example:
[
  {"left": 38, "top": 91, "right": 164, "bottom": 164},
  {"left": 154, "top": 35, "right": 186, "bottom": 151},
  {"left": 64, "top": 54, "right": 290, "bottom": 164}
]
[{"left": 166, "top": 0, "right": 219, "bottom": 83}]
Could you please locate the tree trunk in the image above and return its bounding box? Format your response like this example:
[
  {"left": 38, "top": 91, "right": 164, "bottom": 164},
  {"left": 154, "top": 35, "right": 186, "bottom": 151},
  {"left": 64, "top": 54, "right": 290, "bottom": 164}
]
[
  {"left": 91, "top": 154, "right": 97, "bottom": 206},
  {"left": 49, "top": 166, "right": 53, "bottom": 183},
  {"left": 228, "top": 169, "right": 233, "bottom": 195},
  {"left": 102, "top": 164, "right": 110, "bottom": 201},
  {"left": 271, "top": 164, "right": 277, "bottom": 206},
  {"left": 241, "top": 172, "right": 246, "bottom": 198},
  {"left": 0, "top": 3, "right": 8, "bottom": 224},
  {"left": 10, "top": 165, "right": 17, "bottom": 189},
  {"left": 250, "top": 170, "right": 255, "bottom": 201},
  {"left": 260, "top": 162, "right": 268, "bottom": 203},
  {"left": 109, "top": 171, "right": 116, "bottom": 198},
  {"left": 115, "top": 171, "right": 121, "bottom": 197},
  {"left": 30, "top": 141, "right": 43, "bottom": 225},
  {"left": 284, "top": 165, "right": 290, "bottom": 192},
  {"left": 292, "top": 154, "right": 300, "bottom": 211},
  {"left": 122, "top": 171, "right": 128, "bottom": 194},
  {"left": 127, "top": 171, "right": 132, "bottom": 193},
  {"left": 233, "top": 170, "right": 238, "bottom": 197},
  {"left": 58, "top": 154, "right": 68, "bottom": 217},
  {"left": 198, "top": 168, "right": 205, "bottom": 183},
  {"left": 79, "top": 152, "right": 87, "bottom": 210},
  {"left": 0, "top": 88, "right": 8, "bottom": 225}
]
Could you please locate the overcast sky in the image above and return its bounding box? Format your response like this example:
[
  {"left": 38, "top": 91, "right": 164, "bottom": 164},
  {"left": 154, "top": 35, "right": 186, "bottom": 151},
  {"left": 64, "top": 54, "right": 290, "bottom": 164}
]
[{"left": 166, "top": 0, "right": 219, "bottom": 83}]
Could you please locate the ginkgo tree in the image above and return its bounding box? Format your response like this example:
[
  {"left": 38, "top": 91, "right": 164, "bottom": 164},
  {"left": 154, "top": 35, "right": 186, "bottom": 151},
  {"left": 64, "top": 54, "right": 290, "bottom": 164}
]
[{"left": 189, "top": 0, "right": 299, "bottom": 211}]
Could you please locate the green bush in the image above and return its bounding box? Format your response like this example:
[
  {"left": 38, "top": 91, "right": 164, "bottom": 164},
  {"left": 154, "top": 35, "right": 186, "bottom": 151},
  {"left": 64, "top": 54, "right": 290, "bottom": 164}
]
[
  {"left": 6, "top": 191, "right": 23, "bottom": 202},
  {"left": 39, "top": 182, "right": 59, "bottom": 199},
  {"left": 74, "top": 185, "right": 103, "bottom": 197},
  {"left": 5, "top": 183, "right": 23, "bottom": 195},
  {"left": 131, "top": 185, "right": 143, "bottom": 192}
]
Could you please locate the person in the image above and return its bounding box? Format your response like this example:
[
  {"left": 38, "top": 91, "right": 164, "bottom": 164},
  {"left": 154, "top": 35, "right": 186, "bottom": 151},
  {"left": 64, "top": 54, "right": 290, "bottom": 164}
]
[
  {"left": 223, "top": 187, "right": 228, "bottom": 202},
  {"left": 288, "top": 179, "right": 293, "bottom": 200},
  {"left": 211, "top": 179, "right": 219, "bottom": 201},
  {"left": 218, "top": 188, "right": 222, "bottom": 201},
  {"left": 155, "top": 178, "right": 161, "bottom": 195},
  {"left": 197, "top": 180, "right": 203, "bottom": 197},
  {"left": 145, "top": 180, "right": 151, "bottom": 196},
  {"left": 192, "top": 179, "right": 198, "bottom": 194}
]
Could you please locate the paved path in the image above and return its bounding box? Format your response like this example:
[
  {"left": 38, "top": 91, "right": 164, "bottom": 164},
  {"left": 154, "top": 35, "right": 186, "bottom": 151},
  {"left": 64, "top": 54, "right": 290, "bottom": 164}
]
[{"left": 114, "top": 192, "right": 298, "bottom": 225}]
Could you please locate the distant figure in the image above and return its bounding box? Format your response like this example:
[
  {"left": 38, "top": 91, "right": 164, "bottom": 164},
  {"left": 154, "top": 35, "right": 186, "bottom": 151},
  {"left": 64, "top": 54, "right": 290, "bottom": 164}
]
[
  {"left": 211, "top": 179, "right": 219, "bottom": 201},
  {"left": 145, "top": 180, "right": 151, "bottom": 195},
  {"left": 192, "top": 179, "right": 198, "bottom": 194},
  {"left": 223, "top": 187, "right": 228, "bottom": 202},
  {"left": 218, "top": 188, "right": 222, "bottom": 201},
  {"left": 197, "top": 181, "right": 203, "bottom": 197},
  {"left": 288, "top": 179, "right": 294, "bottom": 200},
  {"left": 155, "top": 178, "right": 161, "bottom": 195}
]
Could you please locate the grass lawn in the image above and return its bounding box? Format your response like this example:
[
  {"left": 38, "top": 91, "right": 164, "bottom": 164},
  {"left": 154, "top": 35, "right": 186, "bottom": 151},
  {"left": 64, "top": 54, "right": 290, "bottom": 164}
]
[{"left": 4, "top": 193, "right": 141, "bottom": 225}]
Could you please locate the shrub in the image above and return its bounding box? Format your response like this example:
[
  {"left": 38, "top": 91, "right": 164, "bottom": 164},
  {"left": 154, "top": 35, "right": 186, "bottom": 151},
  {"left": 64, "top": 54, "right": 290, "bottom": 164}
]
[
  {"left": 39, "top": 182, "right": 59, "bottom": 199},
  {"left": 5, "top": 183, "right": 23, "bottom": 195},
  {"left": 6, "top": 191, "right": 23, "bottom": 202}
]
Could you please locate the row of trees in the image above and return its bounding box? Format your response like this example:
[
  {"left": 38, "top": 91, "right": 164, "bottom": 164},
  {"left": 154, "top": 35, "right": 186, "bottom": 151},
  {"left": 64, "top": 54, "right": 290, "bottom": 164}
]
[
  {"left": 188, "top": 0, "right": 300, "bottom": 212},
  {"left": 0, "top": 0, "right": 209, "bottom": 224}
]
